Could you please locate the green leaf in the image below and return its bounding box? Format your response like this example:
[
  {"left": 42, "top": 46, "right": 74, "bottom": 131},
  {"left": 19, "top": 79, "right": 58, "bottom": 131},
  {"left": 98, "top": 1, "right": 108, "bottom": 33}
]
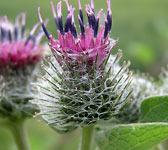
[
  {"left": 96, "top": 123, "right": 168, "bottom": 150},
  {"left": 139, "top": 95, "right": 168, "bottom": 123}
]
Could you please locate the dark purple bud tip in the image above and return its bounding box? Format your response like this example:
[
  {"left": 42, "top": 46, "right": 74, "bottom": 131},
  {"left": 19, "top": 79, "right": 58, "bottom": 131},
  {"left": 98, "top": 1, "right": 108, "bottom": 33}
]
[
  {"left": 14, "top": 15, "right": 20, "bottom": 40},
  {"left": 14, "top": 27, "right": 18, "bottom": 41},
  {"left": 50, "top": 1, "right": 59, "bottom": 30},
  {"left": 70, "top": 24, "right": 77, "bottom": 38},
  {"left": 85, "top": 4, "right": 96, "bottom": 29},
  {"left": 94, "top": 9, "right": 103, "bottom": 37},
  {"left": 78, "top": 0, "right": 84, "bottom": 23},
  {"left": 55, "top": 18, "right": 59, "bottom": 31},
  {"left": 94, "top": 20, "right": 99, "bottom": 37},
  {"left": 8, "top": 30, "right": 12, "bottom": 42},
  {"left": 25, "top": 22, "right": 40, "bottom": 45},
  {"left": 64, "top": 15, "right": 72, "bottom": 33},
  {"left": 38, "top": 7, "right": 50, "bottom": 40},
  {"left": 107, "top": 13, "right": 112, "bottom": 32},
  {"left": 58, "top": 17, "right": 64, "bottom": 35},
  {"left": 104, "top": 14, "right": 109, "bottom": 39},
  {"left": 21, "top": 13, "right": 26, "bottom": 38},
  {"left": 25, "top": 35, "right": 32, "bottom": 45},
  {"left": 79, "top": 10, "right": 84, "bottom": 23},
  {"left": 107, "top": 0, "right": 112, "bottom": 32},
  {"left": 78, "top": 15, "right": 85, "bottom": 37},
  {"left": 1, "top": 28, "right": 6, "bottom": 41}
]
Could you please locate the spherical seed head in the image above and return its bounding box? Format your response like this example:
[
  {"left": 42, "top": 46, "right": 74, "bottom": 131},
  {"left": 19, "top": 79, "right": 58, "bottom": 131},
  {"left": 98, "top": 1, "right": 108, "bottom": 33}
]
[
  {"left": 158, "top": 66, "right": 168, "bottom": 95},
  {"left": 34, "top": 0, "right": 132, "bottom": 133},
  {"left": 33, "top": 46, "right": 132, "bottom": 133},
  {"left": 0, "top": 13, "right": 45, "bottom": 120},
  {"left": 116, "top": 73, "right": 158, "bottom": 123}
]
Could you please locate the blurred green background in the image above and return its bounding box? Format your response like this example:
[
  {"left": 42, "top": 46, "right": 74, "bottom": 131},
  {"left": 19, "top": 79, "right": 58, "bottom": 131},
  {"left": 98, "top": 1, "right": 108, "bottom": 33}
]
[{"left": 0, "top": 0, "right": 168, "bottom": 149}]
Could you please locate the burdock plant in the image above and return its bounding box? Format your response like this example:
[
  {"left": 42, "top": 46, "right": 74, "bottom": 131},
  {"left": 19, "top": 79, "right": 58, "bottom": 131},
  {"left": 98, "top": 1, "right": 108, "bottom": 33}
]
[
  {"left": 0, "top": 14, "right": 45, "bottom": 150},
  {"left": 115, "top": 73, "right": 158, "bottom": 124},
  {"left": 33, "top": 0, "right": 132, "bottom": 150}
]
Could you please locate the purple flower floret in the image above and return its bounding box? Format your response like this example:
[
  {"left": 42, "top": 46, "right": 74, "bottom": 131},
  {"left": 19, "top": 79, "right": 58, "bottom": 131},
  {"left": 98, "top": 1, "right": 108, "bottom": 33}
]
[{"left": 38, "top": 0, "right": 117, "bottom": 67}]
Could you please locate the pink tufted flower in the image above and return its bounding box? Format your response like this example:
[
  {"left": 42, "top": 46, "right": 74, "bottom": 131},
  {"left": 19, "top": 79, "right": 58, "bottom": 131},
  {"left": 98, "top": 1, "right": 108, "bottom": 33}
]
[
  {"left": 33, "top": 0, "right": 133, "bottom": 133},
  {"left": 0, "top": 14, "right": 44, "bottom": 69},
  {"left": 38, "top": 0, "right": 117, "bottom": 67}
]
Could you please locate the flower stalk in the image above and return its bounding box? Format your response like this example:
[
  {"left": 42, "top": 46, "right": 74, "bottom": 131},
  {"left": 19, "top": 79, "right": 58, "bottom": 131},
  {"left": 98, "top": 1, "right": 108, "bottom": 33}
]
[
  {"left": 9, "top": 119, "right": 30, "bottom": 150},
  {"left": 81, "top": 125, "right": 94, "bottom": 150}
]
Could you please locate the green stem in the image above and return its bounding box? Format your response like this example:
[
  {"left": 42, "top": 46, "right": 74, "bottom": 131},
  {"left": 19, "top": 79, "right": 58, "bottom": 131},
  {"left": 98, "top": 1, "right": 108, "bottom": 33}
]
[
  {"left": 9, "top": 120, "right": 30, "bottom": 150},
  {"left": 80, "top": 125, "right": 94, "bottom": 150}
]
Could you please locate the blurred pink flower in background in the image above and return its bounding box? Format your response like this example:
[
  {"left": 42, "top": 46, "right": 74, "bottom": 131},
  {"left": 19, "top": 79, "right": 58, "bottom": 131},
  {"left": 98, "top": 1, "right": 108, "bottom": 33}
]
[
  {"left": 0, "top": 14, "right": 44, "bottom": 69},
  {"left": 0, "top": 13, "right": 46, "bottom": 120}
]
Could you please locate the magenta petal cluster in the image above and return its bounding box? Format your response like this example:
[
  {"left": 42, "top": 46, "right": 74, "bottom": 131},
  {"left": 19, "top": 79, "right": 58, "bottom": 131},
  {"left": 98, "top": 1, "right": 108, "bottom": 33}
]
[
  {"left": 0, "top": 14, "right": 44, "bottom": 69},
  {"left": 38, "top": 0, "right": 117, "bottom": 67}
]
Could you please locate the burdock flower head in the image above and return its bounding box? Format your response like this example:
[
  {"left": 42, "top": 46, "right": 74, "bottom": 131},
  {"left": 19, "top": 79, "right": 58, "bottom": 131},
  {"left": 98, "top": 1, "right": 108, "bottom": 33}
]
[
  {"left": 115, "top": 73, "right": 158, "bottom": 123},
  {"left": 0, "top": 14, "right": 45, "bottom": 120},
  {"left": 33, "top": 0, "right": 132, "bottom": 133},
  {"left": 158, "top": 66, "right": 168, "bottom": 95}
]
